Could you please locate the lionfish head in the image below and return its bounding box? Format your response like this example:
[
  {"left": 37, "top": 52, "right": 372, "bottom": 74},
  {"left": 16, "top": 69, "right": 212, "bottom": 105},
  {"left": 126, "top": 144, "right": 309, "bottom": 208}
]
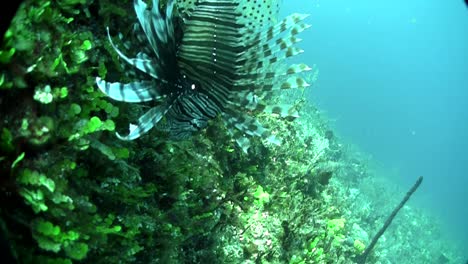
[{"left": 96, "top": 0, "right": 312, "bottom": 152}]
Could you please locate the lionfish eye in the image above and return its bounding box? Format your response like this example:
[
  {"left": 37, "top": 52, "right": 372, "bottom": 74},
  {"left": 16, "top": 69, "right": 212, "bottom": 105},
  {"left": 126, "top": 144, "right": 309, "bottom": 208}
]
[
  {"left": 96, "top": 0, "right": 312, "bottom": 152},
  {"left": 177, "top": 75, "right": 199, "bottom": 92}
]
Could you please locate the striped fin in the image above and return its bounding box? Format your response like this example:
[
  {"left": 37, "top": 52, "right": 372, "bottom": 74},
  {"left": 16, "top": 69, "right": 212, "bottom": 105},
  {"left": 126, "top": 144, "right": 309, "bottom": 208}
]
[
  {"left": 235, "top": 67, "right": 311, "bottom": 95},
  {"left": 278, "top": 76, "right": 310, "bottom": 90},
  {"left": 228, "top": 91, "right": 262, "bottom": 111},
  {"left": 224, "top": 122, "right": 251, "bottom": 153},
  {"left": 235, "top": 136, "right": 251, "bottom": 154},
  {"left": 285, "top": 63, "right": 313, "bottom": 75},
  {"left": 106, "top": 27, "right": 161, "bottom": 80},
  {"left": 160, "top": 92, "right": 221, "bottom": 139},
  {"left": 96, "top": 77, "right": 165, "bottom": 103},
  {"left": 177, "top": 0, "right": 243, "bottom": 109},
  {"left": 223, "top": 111, "right": 268, "bottom": 138},
  {"left": 223, "top": 116, "right": 252, "bottom": 153},
  {"left": 236, "top": 76, "right": 310, "bottom": 95},
  {"left": 246, "top": 35, "right": 305, "bottom": 70},
  {"left": 266, "top": 134, "right": 281, "bottom": 146},
  {"left": 235, "top": 63, "right": 312, "bottom": 91},
  {"left": 253, "top": 13, "right": 310, "bottom": 45},
  {"left": 228, "top": 94, "right": 299, "bottom": 119},
  {"left": 223, "top": 110, "right": 281, "bottom": 153},
  {"left": 230, "top": 15, "right": 311, "bottom": 112},
  {"left": 134, "top": 0, "right": 169, "bottom": 58},
  {"left": 240, "top": 36, "right": 308, "bottom": 77},
  {"left": 238, "top": 14, "right": 310, "bottom": 74},
  {"left": 116, "top": 102, "right": 173, "bottom": 140},
  {"left": 263, "top": 104, "right": 299, "bottom": 119},
  {"left": 132, "top": 24, "right": 154, "bottom": 56},
  {"left": 238, "top": 13, "right": 310, "bottom": 55},
  {"left": 133, "top": 0, "right": 178, "bottom": 81},
  {"left": 110, "top": 31, "right": 156, "bottom": 80}
]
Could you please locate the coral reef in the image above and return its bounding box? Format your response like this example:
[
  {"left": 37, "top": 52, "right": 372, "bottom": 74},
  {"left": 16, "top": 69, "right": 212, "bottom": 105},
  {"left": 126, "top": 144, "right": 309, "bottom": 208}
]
[{"left": 0, "top": 1, "right": 339, "bottom": 262}]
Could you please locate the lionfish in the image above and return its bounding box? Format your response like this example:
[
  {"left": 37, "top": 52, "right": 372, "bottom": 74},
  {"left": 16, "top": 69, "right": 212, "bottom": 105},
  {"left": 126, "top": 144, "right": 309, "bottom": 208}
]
[{"left": 96, "top": 0, "right": 311, "bottom": 152}]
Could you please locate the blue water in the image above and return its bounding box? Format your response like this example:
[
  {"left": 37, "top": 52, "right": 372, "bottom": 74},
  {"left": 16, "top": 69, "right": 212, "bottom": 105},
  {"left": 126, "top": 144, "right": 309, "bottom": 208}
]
[{"left": 283, "top": 0, "right": 468, "bottom": 257}]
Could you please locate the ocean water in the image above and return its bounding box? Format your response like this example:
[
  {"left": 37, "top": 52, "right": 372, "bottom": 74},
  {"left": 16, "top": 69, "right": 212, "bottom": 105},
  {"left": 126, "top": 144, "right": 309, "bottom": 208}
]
[{"left": 283, "top": 0, "right": 468, "bottom": 260}]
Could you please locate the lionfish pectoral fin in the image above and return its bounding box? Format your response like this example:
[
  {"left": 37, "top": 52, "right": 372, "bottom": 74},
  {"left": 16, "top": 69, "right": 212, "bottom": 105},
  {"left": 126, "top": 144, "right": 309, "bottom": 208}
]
[
  {"left": 264, "top": 104, "right": 300, "bottom": 119},
  {"left": 223, "top": 111, "right": 276, "bottom": 153},
  {"left": 266, "top": 134, "right": 281, "bottom": 146},
  {"left": 134, "top": 0, "right": 175, "bottom": 56},
  {"left": 134, "top": 0, "right": 157, "bottom": 47},
  {"left": 116, "top": 103, "right": 172, "bottom": 140},
  {"left": 96, "top": 77, "right": 163, "bottom": 103},
  {"left": 105, "top": 27, "right": 160, "bottom": 79},
  {"left": 235, "top": 136, "right": 251, "bottom": 154}
]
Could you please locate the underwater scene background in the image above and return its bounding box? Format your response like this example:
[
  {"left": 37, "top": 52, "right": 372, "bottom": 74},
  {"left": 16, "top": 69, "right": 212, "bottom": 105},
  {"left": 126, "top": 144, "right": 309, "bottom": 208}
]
[
  {"left": 284, "top": 0, "right": 468, "bottom": 260},
  {"left": 0, "top": 0, "right": 466, "bottom": 263}
]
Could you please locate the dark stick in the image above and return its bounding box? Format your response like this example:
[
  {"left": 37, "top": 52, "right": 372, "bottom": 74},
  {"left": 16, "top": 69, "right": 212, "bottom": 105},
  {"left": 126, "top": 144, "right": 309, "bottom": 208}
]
[{"left": 355, "top": 176, "right": 423, "bottom": 264}]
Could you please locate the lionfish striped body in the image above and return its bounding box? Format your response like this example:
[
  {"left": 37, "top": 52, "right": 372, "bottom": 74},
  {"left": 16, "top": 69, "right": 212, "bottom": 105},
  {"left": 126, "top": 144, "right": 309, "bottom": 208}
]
[{"left": 96, "top": 0, "right": 311, "bottom": 152}]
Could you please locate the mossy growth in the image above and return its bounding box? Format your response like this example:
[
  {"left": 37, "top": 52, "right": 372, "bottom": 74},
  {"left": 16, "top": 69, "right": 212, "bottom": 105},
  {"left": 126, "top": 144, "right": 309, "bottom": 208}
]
[
  {"left": 354, "top": 239, "right": 366, "bottom": 254},
  {"left": 327, "top": 218, "right": 347, "bottom": 246}
]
